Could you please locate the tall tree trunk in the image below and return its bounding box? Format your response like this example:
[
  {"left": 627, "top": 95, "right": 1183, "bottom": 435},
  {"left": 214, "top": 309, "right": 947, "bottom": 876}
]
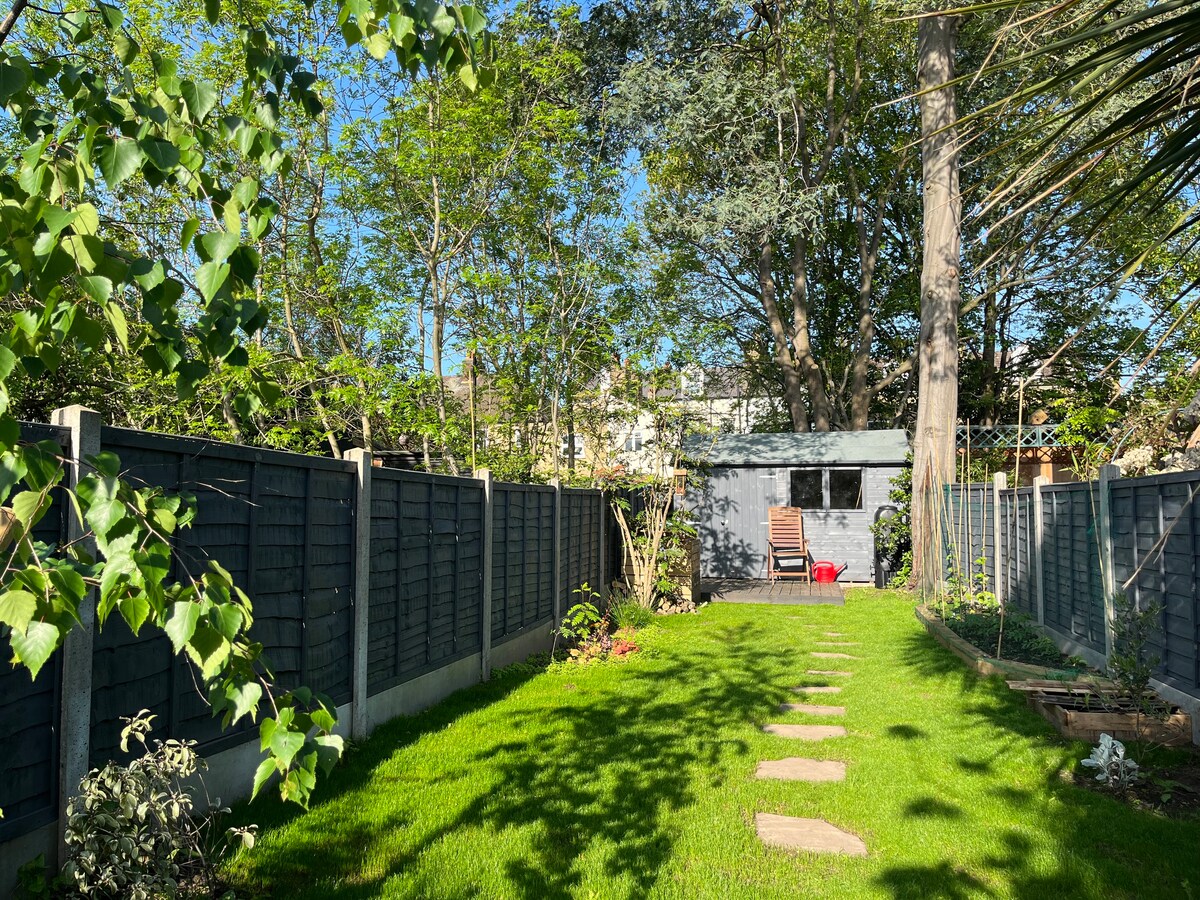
[
  {"left": 911, "top": 14, "right": 961, "bottom": 596},
  {"left": 789, "top": 231, "right": 832, "bottom": 431},
  {"left": 757, "top": 235, "right": 810, "bottom": 431}
]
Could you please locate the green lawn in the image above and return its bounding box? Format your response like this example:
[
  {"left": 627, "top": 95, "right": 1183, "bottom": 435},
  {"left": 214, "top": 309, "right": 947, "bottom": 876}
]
[{"left": 225, "top": 589, "right": 1200, "bottom": 899}]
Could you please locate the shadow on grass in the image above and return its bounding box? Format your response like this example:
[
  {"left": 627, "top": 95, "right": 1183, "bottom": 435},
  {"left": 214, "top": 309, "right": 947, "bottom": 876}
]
[
  {"left": 229, "top": 621, "right": 797, "bottom": 900},
  {"left": 877, "top": 625, "right": 1200, "bottom": 899}
]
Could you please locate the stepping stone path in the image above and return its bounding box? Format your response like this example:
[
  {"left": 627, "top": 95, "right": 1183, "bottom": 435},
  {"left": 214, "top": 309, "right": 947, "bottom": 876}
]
[
  {"left": 754, "top": 620, "right": 868, "bottom": 857},
  {"left": 756, "top": 758, "right": 846, "bottom": 782},
  {"left": 763, "top": 723, "right": 846, "bottom": 740},
  {"left": 755, "top": 813, "right": 867, "bottom": 857},
  {"left": 780, "top": 703, "right": 845, "bottom": 715}
]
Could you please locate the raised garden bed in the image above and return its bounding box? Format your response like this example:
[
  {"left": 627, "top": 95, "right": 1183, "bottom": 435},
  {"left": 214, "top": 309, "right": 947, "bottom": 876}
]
[
  {"left": 915, "top": 604, "right": 1093, "bottom": 681},
  {"left": 1007, "top": 680, "right": 1194, "bottom": 747}
]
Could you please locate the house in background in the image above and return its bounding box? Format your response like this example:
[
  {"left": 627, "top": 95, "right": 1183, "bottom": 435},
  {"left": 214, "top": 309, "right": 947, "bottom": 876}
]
[{"left": 683, "top": 430, "right": 909, "bottom": 583}]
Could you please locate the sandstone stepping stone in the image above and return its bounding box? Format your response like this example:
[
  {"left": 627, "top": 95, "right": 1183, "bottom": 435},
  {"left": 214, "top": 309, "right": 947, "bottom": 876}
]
[
  {"left": 793, "top": 685, "right": 841, "bottom": 694},
  {"left": 780, "top": 703, "right": 845, "bottom": 715},
  {"left": 815, "top": 641, "right": 859, "bottom": 647},
  {"left": 807, "top": 669, "right": 852, "bottom": 676},
  {"left": 763, "top": 724, "right": 846, "bottom": 740},
  {"left": 755, "top": 813, "right": 867, "bottom": 857},
  {"left": 812, "top": 652, "right": 858, "bottom": 659},
  {"left": 824, "top": 632, "right": 845, "bottom": 637},
  {"left": 756, "top": 758, "right": 846, "bottom": 782}
]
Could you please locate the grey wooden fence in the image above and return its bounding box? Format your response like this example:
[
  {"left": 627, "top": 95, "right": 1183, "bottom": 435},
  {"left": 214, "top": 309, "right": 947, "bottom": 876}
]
[
  {"left": 367, "top": 469, "right": 485, "bottom": 693},
  {"left": 943, "top": 468, "right": 1200, "bottom": 707},
  {"left": 0, "top": 416, "right": 606, "bottom": 849}
]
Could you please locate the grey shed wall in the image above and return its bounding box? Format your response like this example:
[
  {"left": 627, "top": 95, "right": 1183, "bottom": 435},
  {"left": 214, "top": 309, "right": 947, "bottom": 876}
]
[{"left": 689, "top": 465, "right": 901, "bottom": 582}]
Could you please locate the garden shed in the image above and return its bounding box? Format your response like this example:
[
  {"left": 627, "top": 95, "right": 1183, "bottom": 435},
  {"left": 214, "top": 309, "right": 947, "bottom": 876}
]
[{"left": 684, "top": 430, "right": 909, "bottom": 582}]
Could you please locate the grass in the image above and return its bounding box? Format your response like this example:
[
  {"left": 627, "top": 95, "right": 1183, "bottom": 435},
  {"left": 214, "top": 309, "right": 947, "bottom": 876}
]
[{"left": 224, "top": 589, "right": 1200, "bottom": 899}]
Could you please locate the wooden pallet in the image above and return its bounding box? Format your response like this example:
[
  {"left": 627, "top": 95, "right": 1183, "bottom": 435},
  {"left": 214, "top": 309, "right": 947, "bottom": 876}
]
[{"left": 1007, "top": 680, "right": 1193, "bottom": 746}]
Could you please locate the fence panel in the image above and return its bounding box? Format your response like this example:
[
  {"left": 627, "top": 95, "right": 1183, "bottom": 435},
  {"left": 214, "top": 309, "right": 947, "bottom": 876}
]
[
  {"left": 492, "top": 483, "right": 555, "bottom": 641},
  {"left": 1111, "top": 472, "right": 1200, "bottom": 697},
  {"left": 561, "top": 489, "right": 602, "bottom": 606},
  {"left": 0, "top": 424, "right": 69, "bottom": 843},
  {"left": 366, "top": 469, "right": 484, "bottom": 693},
  {"left": 943, "top": 483, "right": 994, "bottom": 592},
  {"left": 1003, "top": 488, "right": 1037, "bottom": 617},
  {"left": 89, "top": 428, "right": 356, "bottom": 764},
  {"left": 1038, "top": 482, "right": 1106, "bottom": 655}
]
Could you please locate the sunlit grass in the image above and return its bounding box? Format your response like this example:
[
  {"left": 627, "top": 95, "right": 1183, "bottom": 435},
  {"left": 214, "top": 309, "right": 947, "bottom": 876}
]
[{"left": 225, "top": 589, "right": 1200, "bottom": 899}]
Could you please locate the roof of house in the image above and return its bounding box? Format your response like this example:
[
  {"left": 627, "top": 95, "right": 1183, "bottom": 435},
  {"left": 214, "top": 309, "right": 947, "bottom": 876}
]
[{"left": 683, "top": 429, "right": 910, "bottom": 467}]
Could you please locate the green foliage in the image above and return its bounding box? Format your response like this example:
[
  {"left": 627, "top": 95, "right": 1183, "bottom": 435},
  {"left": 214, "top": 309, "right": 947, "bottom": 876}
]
[
  {"left": 62, "top": 710, "right": 257, "bottom": 899},
  {"left": 869, "top": 458, "right": 912, "bottom": 587},
  {"left": 941, "top": 604, "right": 1087, "bottom": 671},
  {"left": 555, "top": 599, "right": 603, "bottom": 647},
  {"left": 609, "top": 593, "right": 656, "bottom": 631},
  {"left": 1109, "top": 593, "right": 1169, "bottom": 722},
  {"left": 0, "top": 0, "right": 489, "bottom": 813}
]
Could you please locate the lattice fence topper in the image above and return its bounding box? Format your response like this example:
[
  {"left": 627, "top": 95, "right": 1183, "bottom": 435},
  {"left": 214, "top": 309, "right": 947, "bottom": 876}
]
[{"left": 956, "top": 425, "right": 1062, "bottom": 449}]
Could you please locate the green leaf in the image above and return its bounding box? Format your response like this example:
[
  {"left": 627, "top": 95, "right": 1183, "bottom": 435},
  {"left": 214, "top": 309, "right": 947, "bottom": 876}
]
[
  {"left": 204, "top": 0, "right": 220, "bottom": 25},
  {"left": 251, "top": 757, "right": 275, "bottom": 798},
  {"left": 269, "top": 724, "right": 306, "bottom": 769},
  {"left": 118, "top": 593, "right": 150, "bottom": 634},
  {"left": 196, "top": 261, "right": 230, "bottom": 301},
  {"left": 201, "top": 231, "right": 239, "bottom": 264},
  {"left": 209, "top": 601, "right": 243, "bottom": 641},
  {"left": 114, "top": 31, "right": 139, "bottom": 65},
  {"left": 180, "top": 80, "right": 218, "bottom": 122},
  {"left": 89, "top": 500, "right": 128, "bottom": 547},
  {"left": 180, "top": 217, "right": 200, "bottom": 254},
  {"left": 11, "top": 490, "right": 48, "bottom": 527},
  {"left": 0, "top": 62, "right": 29, "bottom": 104},
  {"left": 364, "top": 31, "right": 392, "bottom": 61},
  {"left": 0, "top": 589, "right": 38, "bottom": 633},
  {"left": 96, "top": 139, "right": 143, "bottom": 188},
  {"left": 140, "top": 139, "right": 180, "bottom": 173},
  {"left": 104, "top": 301, "right": 129, "bottom": 350},
  {"left": 9, "top": 620, "right": 59, "bottom": 679},
  {"left": 185, "top": 623, "right": 230, "bottom": 678},
  {"left": 164, "top": 600, "right": 200, "bottom": 652},
  {"left": 77, "top": 275, "right": 112, "bottom": 303},
  {"left": 228, "top": 680, "right": 262, "bottom": 723}
]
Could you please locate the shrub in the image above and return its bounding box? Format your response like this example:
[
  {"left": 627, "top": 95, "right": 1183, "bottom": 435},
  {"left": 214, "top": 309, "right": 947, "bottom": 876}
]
[
  {"left": 62, "top": 710, "right": 255, "bottom": 899},
  {"left": 610, "top": 596, "right": 656, "bottom": 631}
]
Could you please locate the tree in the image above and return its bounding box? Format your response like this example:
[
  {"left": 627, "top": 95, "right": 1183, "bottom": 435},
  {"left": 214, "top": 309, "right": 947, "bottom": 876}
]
[
  {"left": 910, "top": 13, "right": 961, "bottom": 595},
  {"left": 0, "top": 0, "right": 487, "bottom": 807}
]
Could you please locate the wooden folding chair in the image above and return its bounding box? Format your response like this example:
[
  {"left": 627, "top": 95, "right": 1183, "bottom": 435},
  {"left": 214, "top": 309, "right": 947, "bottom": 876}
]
[{"left": 767, "top": 506, "right": 812, "bottom": 583}]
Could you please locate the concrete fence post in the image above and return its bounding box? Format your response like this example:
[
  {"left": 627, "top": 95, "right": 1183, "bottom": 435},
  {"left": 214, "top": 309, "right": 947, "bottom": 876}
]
[
  {"left": 1032, "top": 475, "right": 1048, "bottom": 627},
  {"left": 1098, "top": 463, "right": 1120, "bottom": 665},
  {"left": 551, "top": 478, "right": 563, "bottom": 623},
  {"left": 992, "top": 472, "right": 1007, "bottom": 605},
  {"left": 598, "top": 490, "right": 608, "bottom": 603},
  {"left": 346, "top": 449, "right": 372, "bottom": 740},
  {"left": 477, "top": 468, "right": 493, "bottom": 680},
  {"left": 51, "top": 405, "right": 101, "bottom": 865}
]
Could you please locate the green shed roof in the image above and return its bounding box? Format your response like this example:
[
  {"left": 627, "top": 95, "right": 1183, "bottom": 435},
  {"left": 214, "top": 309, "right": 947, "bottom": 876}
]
[{"left": 683, "top": 430, "right": 910, "bottom": 467}]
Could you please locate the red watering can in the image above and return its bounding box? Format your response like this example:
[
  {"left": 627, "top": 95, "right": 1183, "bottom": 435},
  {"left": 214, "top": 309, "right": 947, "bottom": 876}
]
[{"left": 811, "top": 560, "right": 847, "bottom": 583}]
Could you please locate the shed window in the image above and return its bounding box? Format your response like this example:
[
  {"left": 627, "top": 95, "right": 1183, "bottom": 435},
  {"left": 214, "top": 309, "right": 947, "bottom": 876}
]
[
  {"left": 789, "top": 470, "right": 823, "bottom": 509},
  {"left": 789, "top": 467, "right": 864, "bottom": 510},
  {"left": 829, "top": 469, "right": 863, "bottom": 509}
]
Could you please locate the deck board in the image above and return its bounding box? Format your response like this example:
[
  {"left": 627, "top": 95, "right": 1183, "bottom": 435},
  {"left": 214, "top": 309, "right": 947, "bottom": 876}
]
[{"left": 701, "top": 578, "right": 846, "bottom": 605}]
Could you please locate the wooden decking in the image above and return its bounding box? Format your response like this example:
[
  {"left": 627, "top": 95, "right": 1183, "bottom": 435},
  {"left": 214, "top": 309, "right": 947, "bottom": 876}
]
[{"left": 701, "top": 578, "right": 846, "bottom": 606}]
